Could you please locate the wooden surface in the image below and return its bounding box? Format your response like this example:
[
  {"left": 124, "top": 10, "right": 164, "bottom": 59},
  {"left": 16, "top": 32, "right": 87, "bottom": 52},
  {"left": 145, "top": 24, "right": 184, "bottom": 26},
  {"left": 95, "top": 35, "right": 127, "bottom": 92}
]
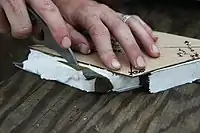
[{"left": 1, "top": 1, "right": 200, "bottom": 133}]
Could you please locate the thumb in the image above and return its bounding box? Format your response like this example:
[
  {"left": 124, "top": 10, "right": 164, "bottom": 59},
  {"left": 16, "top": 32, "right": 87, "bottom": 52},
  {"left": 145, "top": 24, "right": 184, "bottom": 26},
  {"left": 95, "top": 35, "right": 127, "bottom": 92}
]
[{"left": 27, "top": 0, "right": 72, "bottom": 49}]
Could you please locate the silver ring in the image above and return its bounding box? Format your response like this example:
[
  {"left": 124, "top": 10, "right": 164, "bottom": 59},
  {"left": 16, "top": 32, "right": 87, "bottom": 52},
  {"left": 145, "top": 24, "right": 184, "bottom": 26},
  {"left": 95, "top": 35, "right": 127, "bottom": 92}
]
[{"left": 120, "top": 14, "right": 131, "bottom": 23}]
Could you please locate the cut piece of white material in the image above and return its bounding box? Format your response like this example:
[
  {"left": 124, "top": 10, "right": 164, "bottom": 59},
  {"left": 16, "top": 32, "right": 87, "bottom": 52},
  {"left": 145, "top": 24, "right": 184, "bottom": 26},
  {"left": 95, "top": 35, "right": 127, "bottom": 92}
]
[
  {"left": 149, "top": 59, "right": 200, "bottom": 93},
  {"left": 22, "top": 49, "right": 140, "bottom": 92},
  {"left": 21, "top": 49, "right": 200, "bottom": 93}
]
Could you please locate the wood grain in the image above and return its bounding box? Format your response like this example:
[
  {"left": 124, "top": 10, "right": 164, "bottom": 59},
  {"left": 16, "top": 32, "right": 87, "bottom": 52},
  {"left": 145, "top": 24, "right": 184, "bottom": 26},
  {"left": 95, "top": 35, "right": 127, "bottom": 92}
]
[
  {"left": 1, "top": 1, "right": 200, "bottom": 133},
  {"left": 1, "top": 70, "right": 200, "bottom": 133}
]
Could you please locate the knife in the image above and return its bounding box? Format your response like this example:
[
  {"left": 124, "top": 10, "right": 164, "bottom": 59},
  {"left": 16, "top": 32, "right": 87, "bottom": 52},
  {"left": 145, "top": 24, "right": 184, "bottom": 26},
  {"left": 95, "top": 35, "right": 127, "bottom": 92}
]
[
  {"left": 27, "top": 7, "right": 78, "bottom": 65},
  {"left": 10, "top": 6, "right": 113, "bottom": 89}
]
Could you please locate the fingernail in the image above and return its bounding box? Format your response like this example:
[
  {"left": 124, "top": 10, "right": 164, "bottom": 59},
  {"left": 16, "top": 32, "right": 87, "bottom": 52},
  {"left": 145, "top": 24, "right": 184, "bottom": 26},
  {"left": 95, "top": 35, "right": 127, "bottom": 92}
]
[
  {"left": 152, "top": 45, "right": 160, "bottom": 53},
  {"left": 154, "top": 37, "right": 159, "bottom": 42},
  {"left": 111, "top": 59, "right": 121, "bottom": 69},
  {"left": 136, "top": 56, "right": 146, "bottom": 68},
  {"left": 152, "top": 32, "right": 158, "bottom": 38},
  {"left": 61, "top": 37, "right": 71, "bottom": 49},
  {"left": 80, "top": 43, "right": 91, "bottom": 54}
]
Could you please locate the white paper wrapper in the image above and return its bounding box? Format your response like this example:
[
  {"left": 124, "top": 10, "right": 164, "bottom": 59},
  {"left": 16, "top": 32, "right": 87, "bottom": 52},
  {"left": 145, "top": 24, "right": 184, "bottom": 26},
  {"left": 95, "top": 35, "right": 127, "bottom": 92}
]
[{"left": 21, "top": 49, "right": 140, "bottom": 92}]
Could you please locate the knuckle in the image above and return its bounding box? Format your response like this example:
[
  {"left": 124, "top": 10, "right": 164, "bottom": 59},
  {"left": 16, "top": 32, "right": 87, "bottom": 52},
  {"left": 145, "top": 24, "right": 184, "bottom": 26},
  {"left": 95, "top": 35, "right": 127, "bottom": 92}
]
[
  {"left": 88, "top": 24, "right": 109, "bottom": 37},
  {"left": 87, "top": 24, "right": 97, "bottom": 34},
  {"left": 98, "top": 4, "right": 109, "bottom": 10},
  {"left": 73, "top": 6, "right": 93, "bottom": 26},
  {"left": 132, "top": 15, "right": 141, "bottom": 23},
  {"left": 100, "top": 11, "right": 109, "bottom": 21},
  {"left": 74, "top": 3, "right": 89, "bottom": 15},
  {"left": 100, "top": 48, "right": 114, "bottom": 56},
  {"left": 132, "top": 15, "right": 139, "bottom": 19},
  {"left": 2, "top": 0, "right": 21, "bottom": 13},
  {"left": 125, "top": 40, "right": 139, "bottom": 50},
  {"left": 40, "top": 0, "right": 58, "bottom": 12},
  {"left": 1, "top": 0, "right": 14, "bottom": 5},
  {"left": 112, "top": 20, "right": 124, "bottom": 31},
  {"left": 52, "top": 25, "right": 69, "bottom": 40},
  {"left": 99, "top": 49, "right": 115, "bottom": 61}
]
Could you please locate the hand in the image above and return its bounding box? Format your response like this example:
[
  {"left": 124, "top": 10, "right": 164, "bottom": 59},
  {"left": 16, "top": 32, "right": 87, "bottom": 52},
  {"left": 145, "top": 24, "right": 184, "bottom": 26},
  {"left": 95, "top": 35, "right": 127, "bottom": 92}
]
[
  {"left": 0, "top": 0, "right": 91, "bottom": 54},
  {"left": 53, "top": 0, "right": 160, "bottom": 70}
]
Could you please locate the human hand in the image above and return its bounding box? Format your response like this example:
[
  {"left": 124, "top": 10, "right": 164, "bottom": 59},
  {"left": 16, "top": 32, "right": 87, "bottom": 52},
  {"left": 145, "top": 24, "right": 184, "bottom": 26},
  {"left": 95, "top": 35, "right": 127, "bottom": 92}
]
[
  {"left": 53, "top": 0, "right": 160, "bottom": 70},
  {"left": 0, "top": 0, "right": 91, "bottom": 54}
]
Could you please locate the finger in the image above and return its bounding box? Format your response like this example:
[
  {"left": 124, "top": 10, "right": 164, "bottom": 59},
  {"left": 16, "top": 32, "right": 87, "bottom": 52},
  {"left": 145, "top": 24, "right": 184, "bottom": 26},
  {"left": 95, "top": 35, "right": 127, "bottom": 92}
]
[
  {"left": 133, "top": 15, "right": 158, "bottom": 41},
  {"left": 1, "top": 0, "right": 32, "bottom": 38},
  {"left": 82, "top": 17, "right": 121, "bottom": 70},
  {"left": 28, "top": 0, "right": 71, "bottom": 48},
  {"left": 101, "top": 10, "right": 146, "bottom": 69},
  {"left": 81, "top": 30, "right": 96, "bottom": 52},
  {"left": 0, "top": 7, "right": 10, "bottom": 33},
  {"left": 125, "top": 16, "right": 160, "bottom": 58},
  {"left": 66, "top": 23, "right": 91, "bottom": 54}
]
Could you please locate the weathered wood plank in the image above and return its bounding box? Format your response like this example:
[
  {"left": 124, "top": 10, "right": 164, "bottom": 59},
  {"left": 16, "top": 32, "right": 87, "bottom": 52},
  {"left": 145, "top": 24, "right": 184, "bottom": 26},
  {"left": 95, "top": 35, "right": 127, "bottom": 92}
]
[
  {"left": 0, "top": 71, "right": 44, "bottom": 133},
  {"left": 0, "top": 71, "right": 42, "bottom": 127},
  {"left": 1, "top": 69, "right": 200, "bottom": 133}
]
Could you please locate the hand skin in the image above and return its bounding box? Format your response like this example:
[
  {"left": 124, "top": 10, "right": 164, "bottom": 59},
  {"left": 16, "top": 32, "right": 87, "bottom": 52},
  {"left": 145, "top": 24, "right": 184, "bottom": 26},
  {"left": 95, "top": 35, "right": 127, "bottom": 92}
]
[
  {"left": 0, "top": 0, "right": 160, "bottom": 71},
  {"left": 53, "top": 0, "right": 160, "bottom": 70},
  {"left": 0, "top": 0, "right": 90, "bottom": 54}
]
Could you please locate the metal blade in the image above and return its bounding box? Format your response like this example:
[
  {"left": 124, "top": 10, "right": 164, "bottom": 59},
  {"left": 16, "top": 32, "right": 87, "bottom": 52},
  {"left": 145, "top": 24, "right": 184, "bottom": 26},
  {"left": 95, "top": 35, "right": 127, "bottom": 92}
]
[{"left": 27, "top": 7, "right": 78, "bottom": 65}]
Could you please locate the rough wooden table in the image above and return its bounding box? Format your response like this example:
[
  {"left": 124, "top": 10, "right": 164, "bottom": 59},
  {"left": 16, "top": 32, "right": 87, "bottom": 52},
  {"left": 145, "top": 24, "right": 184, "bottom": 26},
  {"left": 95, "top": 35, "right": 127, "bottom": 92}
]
[{"left": 1, "top": 1, "right": 200, "bottom": 133}]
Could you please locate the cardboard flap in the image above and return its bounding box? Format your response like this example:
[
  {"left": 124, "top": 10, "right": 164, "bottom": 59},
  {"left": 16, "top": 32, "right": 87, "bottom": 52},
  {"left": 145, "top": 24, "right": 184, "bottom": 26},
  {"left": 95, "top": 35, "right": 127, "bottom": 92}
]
[{"left": 30, "top": 31, "right": 200, "bottom": 77}]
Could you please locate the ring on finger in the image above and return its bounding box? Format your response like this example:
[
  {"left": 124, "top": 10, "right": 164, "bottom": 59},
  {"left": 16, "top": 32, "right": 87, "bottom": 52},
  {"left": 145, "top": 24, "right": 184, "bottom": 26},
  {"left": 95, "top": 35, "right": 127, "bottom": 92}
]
[{"left": 120, "top": 14, "right": 132, "bottom": 23}]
